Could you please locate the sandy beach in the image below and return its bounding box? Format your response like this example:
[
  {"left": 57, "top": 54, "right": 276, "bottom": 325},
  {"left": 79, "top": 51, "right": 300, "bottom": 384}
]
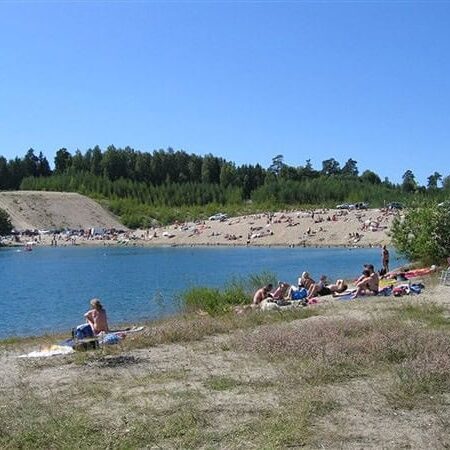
[
  {"left": 0, "top": 192, "right": 399, "bottom": 249},
  {"left": 24, "top": 207, "right": 397, "bottom": 249}
]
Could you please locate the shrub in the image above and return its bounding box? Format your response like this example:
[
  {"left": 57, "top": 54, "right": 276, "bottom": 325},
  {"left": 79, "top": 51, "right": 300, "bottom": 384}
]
[
  {"left": 181, "top": 272, "right": 276, "bottom": 314},
  {"left": 391, "top": 203, "right": 450, "bottom": 265},
  {"left": 0, "top": 208, "right": 13, "bottom": 236}
]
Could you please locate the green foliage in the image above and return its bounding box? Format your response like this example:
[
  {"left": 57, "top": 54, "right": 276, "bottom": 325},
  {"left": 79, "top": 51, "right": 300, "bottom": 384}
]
[
  {"left": 1, "top": 145, "right": 449, "bottom": 229},
  {"left": 0, "top": 208, "right": 13, "bottom": 235},
  {"left": 391, "top": 203, "right": 450, "bottom": 264},
  {"left": 181, "top": 272, "right": 276, "bottom": 315}
]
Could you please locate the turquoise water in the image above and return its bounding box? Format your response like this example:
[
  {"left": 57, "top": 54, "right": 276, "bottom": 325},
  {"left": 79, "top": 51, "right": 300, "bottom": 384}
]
[{"left": 0, "top": 246, "right": 406, "bottom": 338}]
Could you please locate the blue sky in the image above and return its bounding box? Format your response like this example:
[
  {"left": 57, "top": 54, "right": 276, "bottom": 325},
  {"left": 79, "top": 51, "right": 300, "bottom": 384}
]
[{"left": 1, "top": 1, "right": 449, "bottom": 185}]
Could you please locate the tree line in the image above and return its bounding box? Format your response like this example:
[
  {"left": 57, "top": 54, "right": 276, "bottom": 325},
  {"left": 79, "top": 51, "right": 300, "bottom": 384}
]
[{"left": 1, "top": 146, "right": 449, "bottom": 227}]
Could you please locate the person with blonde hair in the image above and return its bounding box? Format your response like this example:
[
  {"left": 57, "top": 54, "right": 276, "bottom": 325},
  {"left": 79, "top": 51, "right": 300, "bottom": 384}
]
[{"left": 84, "top": 298, "right": 109, "bottom": 335}]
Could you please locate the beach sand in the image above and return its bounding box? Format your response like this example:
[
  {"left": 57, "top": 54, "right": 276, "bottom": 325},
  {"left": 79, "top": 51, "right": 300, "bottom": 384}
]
[
  {"left": 1, "top": 191, "right": 398, "bottom": 249},
  {"left": 26, "top": 207, "right": 397, "bottom": 249}
]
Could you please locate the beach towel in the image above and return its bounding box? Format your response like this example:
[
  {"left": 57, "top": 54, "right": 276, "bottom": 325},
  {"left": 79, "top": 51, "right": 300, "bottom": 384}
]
[{"left": 18, "top": 345, "right": 75, "bottom": 358}]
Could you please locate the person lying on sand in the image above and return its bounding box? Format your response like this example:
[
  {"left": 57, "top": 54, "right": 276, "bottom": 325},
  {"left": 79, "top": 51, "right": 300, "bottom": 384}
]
[
  {"left": 307, "top": 276, "right": 348, "bottom": 299},
  {"left": 252, "top": 284, "right": 273, "bottom": 306}
]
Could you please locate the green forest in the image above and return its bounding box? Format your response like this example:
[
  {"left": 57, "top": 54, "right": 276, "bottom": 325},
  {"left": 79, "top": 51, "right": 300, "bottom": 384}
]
[{"left": 1, "top": 146, "right": 449, "bottom": 227}]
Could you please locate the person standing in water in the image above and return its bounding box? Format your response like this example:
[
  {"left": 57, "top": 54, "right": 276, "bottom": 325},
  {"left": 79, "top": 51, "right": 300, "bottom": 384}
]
[{"left": 382, "top": 245, "right": 390, "bottom": 273}]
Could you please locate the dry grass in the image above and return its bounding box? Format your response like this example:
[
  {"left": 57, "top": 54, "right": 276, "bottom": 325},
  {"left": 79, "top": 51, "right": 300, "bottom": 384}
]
[
  {"left": 119, "top": 307, "right": 320, "bottom": 351},
  {"left": 1, "top": 291, "right": 449, "bottom": 449}
]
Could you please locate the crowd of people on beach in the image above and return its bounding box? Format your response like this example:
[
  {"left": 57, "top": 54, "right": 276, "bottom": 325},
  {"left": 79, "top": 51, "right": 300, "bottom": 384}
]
[{"left": 252, "top": 246, "right": 395, "bottom": 307}]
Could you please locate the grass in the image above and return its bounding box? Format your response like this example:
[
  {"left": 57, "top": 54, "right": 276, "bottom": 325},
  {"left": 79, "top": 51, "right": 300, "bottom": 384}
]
[
  {"left": 118, "top": 306, "right": 320, "bottom": 352},
  {"left": 181, "top": 272, "right": 276, "bottom": 315},
  {"left": 0, "top": 332, "right": 68, "bottom": 349},
  {"left": 205, "top": 375, "right": 242, "bottom": 391},
  {"left": 228, "top": 394, "right": 338, "bottom": 449},
  {"left": 2, "top": 289, "right": 450, "bottom": 448},
  {"left": 393, "top": 302, "right": 450, "bottom": 329},
  {"left": 232, "top": 315, "right": 450, "bottom": 393}
]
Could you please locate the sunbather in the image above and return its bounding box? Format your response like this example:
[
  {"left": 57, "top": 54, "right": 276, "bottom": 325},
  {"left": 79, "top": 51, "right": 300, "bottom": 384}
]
[
  {"left": 252, "top": 284, "right": 273, "bottom": 306},
  {"left": 84, "top": 298, "right": 109, "bottom": 334},
  {"left": 307, "top": 276, "right": 348, "bottom": 299},
  {"left": 271, "top": 281, "right": 290, "bottom": 300},
  {"left": 298, "top": 271, "right": 315, "bottom": 290},
  {"left": 352, "top": 265, "right": 379, "bottom": 298}
]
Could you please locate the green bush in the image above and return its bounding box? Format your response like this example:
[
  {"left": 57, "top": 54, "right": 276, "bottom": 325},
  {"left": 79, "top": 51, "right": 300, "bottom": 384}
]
[
  {"left": 182, "top": 272, "right": 276, "bottom": 315},
  {"left": 0, "top": 208, "right": 12, "bottom": 236},
  {"left": 391, "top": 203, "right": 450, "bottom": 265}
]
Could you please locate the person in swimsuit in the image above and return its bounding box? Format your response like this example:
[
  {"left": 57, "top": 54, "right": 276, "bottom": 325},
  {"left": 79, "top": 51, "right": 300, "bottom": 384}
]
[
  {"left": 252, "top": 284, "right": 273, "bottom": 306},
  {"left": 84, "top": 298, "right": 109, "bottom": 334},
  {"left": 352, "top": 265, "right": 379, "bottom": 298},
  {"left": 382, "top": 245, "right": 390, "bottom": 273}
]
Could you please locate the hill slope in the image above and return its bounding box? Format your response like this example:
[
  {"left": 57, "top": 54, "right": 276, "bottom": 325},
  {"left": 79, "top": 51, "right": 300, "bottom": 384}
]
[{"left": 0, "top": 191, "right": 125, "bottom": 230}]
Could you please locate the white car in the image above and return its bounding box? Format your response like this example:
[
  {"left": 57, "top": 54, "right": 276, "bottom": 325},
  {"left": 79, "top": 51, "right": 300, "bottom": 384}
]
[{"left": 209, "top": 213, "right": 228, "bottom": 221}]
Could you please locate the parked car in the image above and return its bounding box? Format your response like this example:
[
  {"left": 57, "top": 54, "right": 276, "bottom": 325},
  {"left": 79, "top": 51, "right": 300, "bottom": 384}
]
[
  {"left": 387, "top": 202, "right": 403, "bottom": 210},
  {"left": 354, "top": 202, "right": 369, "bottom": 210},
  {"left": 336, "top": 203, "right": 351, "bottom": 209},
  {"left": 208, "top": 213, "right": 228, "bottom": 221}
]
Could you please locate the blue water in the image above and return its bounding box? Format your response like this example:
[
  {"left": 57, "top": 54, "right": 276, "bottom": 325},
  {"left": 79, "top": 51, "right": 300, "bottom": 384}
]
[{"left": 0, "top": 246, "right": 406, "bottom": 338}]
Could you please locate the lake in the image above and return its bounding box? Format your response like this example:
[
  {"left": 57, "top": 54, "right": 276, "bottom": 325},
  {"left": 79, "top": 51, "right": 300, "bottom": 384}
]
[{"left": 0, "top": 246, "right": 406, "bottom": 339}]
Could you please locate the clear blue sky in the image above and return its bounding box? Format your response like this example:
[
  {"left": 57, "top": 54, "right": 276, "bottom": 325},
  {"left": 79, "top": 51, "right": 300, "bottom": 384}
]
[{"left": 1, "top": 1, "right": 449, "bottom": 185}]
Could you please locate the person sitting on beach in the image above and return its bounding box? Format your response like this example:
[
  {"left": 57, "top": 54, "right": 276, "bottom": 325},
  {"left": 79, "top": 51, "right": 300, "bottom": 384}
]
[
  {"left": 352, "top": 265, "right": 379, "bottom": 298},
  {"left": 298, "top": 271, "right": 315, "bottom": 290},
  {"left": 271, "top": 281, "right": 290, "bottom": 301},
  {"left": 252, "top": 284, "right": 273, "bottom": 306},
  {"left": 84, "top": 298, "right": 109, "bottom": 335}
]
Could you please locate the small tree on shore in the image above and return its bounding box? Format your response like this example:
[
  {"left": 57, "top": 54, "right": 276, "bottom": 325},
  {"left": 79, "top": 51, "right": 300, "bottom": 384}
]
[
  {"left": 391, "top": 204, "right": 450, "bottom": 265},
  {"left": 0, "top": 208, "right": 13, "bottom": 236}
]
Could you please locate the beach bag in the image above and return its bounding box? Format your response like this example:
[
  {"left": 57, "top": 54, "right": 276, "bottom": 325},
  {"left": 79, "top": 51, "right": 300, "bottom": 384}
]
[{"left": 292, "top": 288, "right": 308, "bottom": 300}]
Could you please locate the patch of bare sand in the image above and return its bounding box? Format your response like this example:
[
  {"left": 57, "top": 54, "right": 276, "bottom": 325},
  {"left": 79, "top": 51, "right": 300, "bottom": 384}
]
[
  {"left": 1, "top": 190, "right": 397, "bottom": 248},
  {"left": 0, "top": 191, "right": 125, "bottom": 230},
  {"left": 136, "top": 208, "right": 396, "bottom": 248}
]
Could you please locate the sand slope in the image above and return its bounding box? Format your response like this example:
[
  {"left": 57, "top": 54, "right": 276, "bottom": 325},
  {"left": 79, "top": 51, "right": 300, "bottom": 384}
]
[
  {"left": 0, "top": 191, "right": 125, "bottom": 230},
  {"left": 144, "top": 208, "right": 396, "bottom": 248}
]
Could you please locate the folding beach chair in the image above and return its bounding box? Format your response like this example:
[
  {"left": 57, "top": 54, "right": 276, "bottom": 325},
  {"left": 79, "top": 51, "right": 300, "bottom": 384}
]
[{"left": 441, "top": 258, "right": 450, "bottom": 286}]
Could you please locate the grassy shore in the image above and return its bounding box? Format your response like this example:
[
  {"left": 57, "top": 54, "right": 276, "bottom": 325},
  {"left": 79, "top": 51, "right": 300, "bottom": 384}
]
[{"left": 1, "top": 280, "right": 449, "bottom": 449}]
